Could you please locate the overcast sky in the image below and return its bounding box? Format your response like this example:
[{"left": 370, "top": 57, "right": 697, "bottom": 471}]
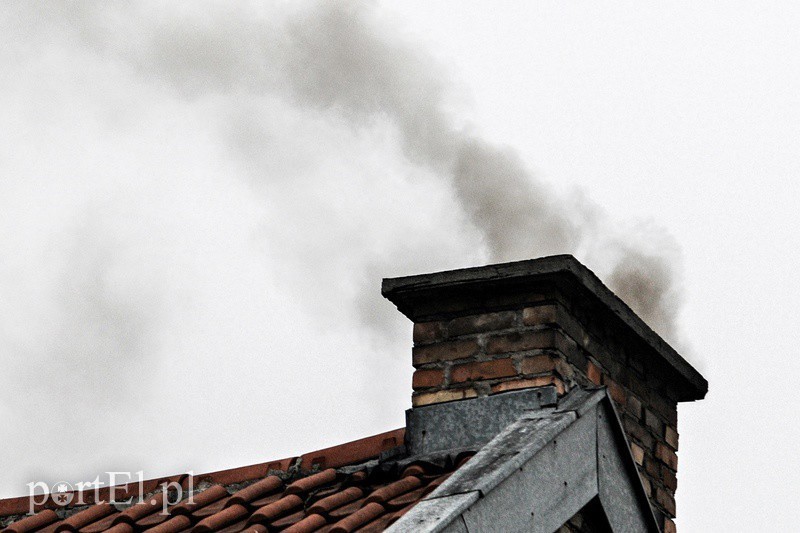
[{"left": 1, "top": 2, "right": 798, "bottom": 530}]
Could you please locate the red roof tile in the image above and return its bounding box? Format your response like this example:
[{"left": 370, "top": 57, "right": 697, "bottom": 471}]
[{"left": 0, "top": 429, "right": 474, "bottom": 533}]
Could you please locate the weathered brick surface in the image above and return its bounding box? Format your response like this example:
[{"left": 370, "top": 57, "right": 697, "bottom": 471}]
[
  {"left": 491, "top": 376, "right": 565, "bottom": 395},
  {"left": 412, "top": 339, "right": 480, "bottom": 365},
  {"left": 586, "top": 360, "right": 602, "bottom": 385},
  {"left": 412, "top": 368, "right": 445, "bottom": 389},
  {"left": 485, "top": 329, "right": 555, "bottom": 355},
  {"left": 645, "top": 409, "right": 663, "bottom": 435},
  {"left": 448, "top": 311, "right": 516, "bottom": 337},
  {"left": 403, "top": 300, "right": 684, "bottom": 526},
  {"left": 603, "top": 375, "right": 626, "bottom": 405},
  {"left": 656, "top": 443, "right": 679, "bottom": 471},
  {"left": 662, "top": 466, "right": 678, "bottom": 492},
  {"left": 631, "top": 442, "right": 645, "bottom": 466},
  {"left": 413, "top": 321, "right": 445, "bottom": 344},
  {"left": 450, "top": 359, "right": 516, "bottom": 384},
  {"left": 665, "top": 426, "right": 679, "bottom": 449},
  {"left": 519, "top": 355, "right": 557, "bottom": 375},
  {"left": 656, "top": 487, "right": 676, "bottom": 517},
  {"left": 627, "top": 395, "right": 643, "bottom": 420},
  {"left": 412, "top": 387, "right": 477, "bottom": 407},
  {"left": 521, "top": 304, "right": 558, "bottom": 326}
]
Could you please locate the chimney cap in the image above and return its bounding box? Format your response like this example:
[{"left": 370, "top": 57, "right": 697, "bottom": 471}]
[{"left": 382, "top": 254, "right": 707, "bottom": 402}]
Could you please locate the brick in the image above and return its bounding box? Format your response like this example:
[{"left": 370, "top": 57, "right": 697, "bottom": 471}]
[
  {"left": 586, "top": 360, "right": 602, "bottom": 385},
  {"left": 412, "top": 339, "right": 480, "bottom": 365},
  {"left": 663, "top": 517, "right": 676, "bottom": 533},
  {"left": 644, "top": 409, "right": 663, "bottom": 435},
  {"left": 491, "top": 376, "right": 565, "bottom": 395},
  {"left": 648, "top": 390, "right": 678, "bottom": 426},
  {"left": 521, "top": 304, "right": 557, "bottom": 326},
  {"left": 412, "top": 388, "right": 477, "bottom": 407},
  {"left": 485, "top": 329, "right": 555, "bottom": 355},
  {"left": 603, "top": 376, "right": 626, "bottom": 405},
  {"left": 665, "top": 425, "right": 679, "bottom": 450},
  {"left": 451, "top": 359, "right": 517, "bottom": 384},
  {"left": 656, "top": 487, "right": 676, "bottom": 517},
  {"left": 413, "top": 321, "right": 445, "bottom": 344},
  {"left": 411, "top": 369, "right": 444, "bottom": 389},
  {"left": 519, "top": 355, "right": 556, "bottom": 375},
  {"left": 447, "top": 311, "right": 516, "bottom": 337},
  {"left": 662, "top": 465, "right": 678, "bottom": 491},
  {"left": 630, "top": 442, "right": 645, "bottom": 465},
  {"left": 640, "top": 475, "right": 652, "bottom": 497},
  {"left": 627, "top": 394, "right": 643, "bottom": 420},
  {"left": 554, "top": 359, "right": 575, "bottom": 380},
  {"left": 624, "top": 417, "right": 655, "bottom": 450},
  {"left": 655, "top": 442, "right": 679, "bottom": 471},
  {"left": 644, "top": 455, "right": 660, "bottom": 478}
]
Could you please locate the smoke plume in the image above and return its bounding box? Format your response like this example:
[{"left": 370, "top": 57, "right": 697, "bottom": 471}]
[{"left": 0, "top": 0, "right": 684, "bottom": 497}]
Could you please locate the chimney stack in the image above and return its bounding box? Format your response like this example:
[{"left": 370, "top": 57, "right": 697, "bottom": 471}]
[{"left": 382, "top": 255, "right": 707, "bottom": 531}]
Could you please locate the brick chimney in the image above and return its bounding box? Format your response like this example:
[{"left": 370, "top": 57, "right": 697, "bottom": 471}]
[{"left": 382, "top": 255, "right": 707, "bottom": 532}]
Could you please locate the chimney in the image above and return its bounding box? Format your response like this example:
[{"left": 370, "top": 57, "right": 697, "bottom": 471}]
[{"left": 382, "top": 255, "right": 707, "bottom": 531}]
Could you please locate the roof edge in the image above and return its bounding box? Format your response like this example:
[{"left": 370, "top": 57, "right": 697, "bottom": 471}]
[{"left": 0, "top": 428, "right": 405, "bottom": 518}]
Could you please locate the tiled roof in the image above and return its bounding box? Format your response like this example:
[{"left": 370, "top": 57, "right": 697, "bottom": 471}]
[{"left": 0, "top": 429, "right": 474, "bottom": 533}]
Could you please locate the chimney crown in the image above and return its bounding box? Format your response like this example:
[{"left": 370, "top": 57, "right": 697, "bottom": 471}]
[{"left": 382, "top": 254, "right": 707, "bottom": 402}]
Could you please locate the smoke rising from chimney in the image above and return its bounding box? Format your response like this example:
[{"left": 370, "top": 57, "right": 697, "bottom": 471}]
[
  {"left": 96, "top": 0, "right": 678, "bottom": 338},
  {"left": 0, "top": 0, "right": 686, "bottom": 496}
]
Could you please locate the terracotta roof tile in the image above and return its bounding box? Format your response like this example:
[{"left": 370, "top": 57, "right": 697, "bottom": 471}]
[
  {"left": 170, "top": 486, "right": 228, "bottom": 516},
  {"left": 239, "top": 526, "right": 266, "bottom": 533},
  {"left": 78, "top": 514, "right": 117, "bottom": 533},
  {"left": 147, "top": 516, "right": 191, "bottom": 533},
  {"left": 325, "top": 498, "right": 365, "bottom": 521},
  {"left": 246, "top": 494, "right": 302, "bottom": 525},
  {"left": 328, "top": 502, "right": 384, "bottom": 533},
  {"left": 103, "top": 525, "right": 132, "bottom": 533},
  {"left": 225, "top": 477, "right": 282, "bottom": 508},
  {"left": 113, "top": 492, "right": 167, "bottom": 525},
  {"left": 363, "top": 477, "right": 421, "bottom": 505},
  {"left": 56, "top": 503, "right": 115, "bottom": 532},
  {"left": 284, "top": 469, "right": 337, "bottom": 496},
  {"left": 133, "top": 511, "right": 170, "bottom": 529},
  {"left": 268, "top": 509, "right": 305, "bottom": 529},
  {"left": 2, "top": 510, "right": 59, "bottom": 533},
  {"left": 298, "top": 432, "right": 403, "bottom": 472},
  {"left": 281, "top": 513, "right": 327, "bottom": 533},
  {"left": 0, "top": 428, "right": 473, "bottom": 533},
  {"left": 211, "top": 519, "right": 247, "bottom": 533},
  {"left": 192, "top": 503, "right": 249, "bottom": 533},
  {"left": 384, "top": 486, "right": 425, "bottom": 510},
  {"left": 355, "top": 514, "right": 394, "bottom": 533},
  {"left": 242, "top": 494, "right": 279, "bottom": 510},
  {"left": 188, "top": 498, "right": 230, "bottom": 520},
  {"left": 307, "top": 487, "right": 363, "bottom": 516}
]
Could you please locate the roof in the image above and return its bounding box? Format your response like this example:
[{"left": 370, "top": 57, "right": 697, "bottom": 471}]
[
  {"left": 0, "top": 430, "right": 472, "bottom": 533},
  {"left": 391, "top": 388, "right": 659, "bottom": 532},
  {"left": 382, "top": 254, "right": 708, "bottom": 401},
  {"left": 2, "top": 385, "right": 657, "bottom": 533}
]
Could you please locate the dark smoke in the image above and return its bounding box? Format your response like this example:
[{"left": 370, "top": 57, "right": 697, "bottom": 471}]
[
  {"left": 55, "top": 0, "right": 677, "bottom": 338},
  {"left": 0, "top": 0, "right": 687, "bottom": 497}
]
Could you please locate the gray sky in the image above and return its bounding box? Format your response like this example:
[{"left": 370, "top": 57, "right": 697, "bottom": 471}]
[{"left": 1, "top": 1, "right": 798, "bottom": 530}]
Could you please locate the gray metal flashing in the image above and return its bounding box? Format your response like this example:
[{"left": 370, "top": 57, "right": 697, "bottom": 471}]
[
  {"left": 407, "top": 387, "right": 559, "bottom": 455},
  {"left": 382, "top": 254, "right": 707, "bottom": 401},
  {"left": 387, "top": 387, "right": 660, "bottom": 533},
  {"left": 393, "top": 492, "right": 480, "bottom": 532}
]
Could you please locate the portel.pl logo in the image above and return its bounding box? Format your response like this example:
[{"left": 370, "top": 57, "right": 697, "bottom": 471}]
[{"left": 26, "top": 472, "right": 194, "bottom": 515}]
